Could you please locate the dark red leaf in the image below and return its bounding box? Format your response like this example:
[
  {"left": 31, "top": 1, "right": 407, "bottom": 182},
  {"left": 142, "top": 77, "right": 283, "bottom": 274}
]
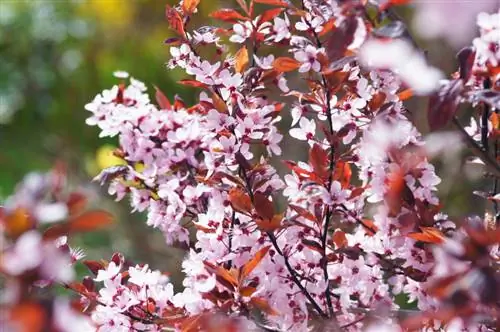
[
  {"left": 155, "top": 86, "right": 172, "bottom": 110},
  {"left": 164, "top": 37, "right": 182, "bottom": 45},
  {"left": 309, "top": 143, "right": 328, "bottom": 180},
  {"left": 428, "top": 79, "right": 464, "bottom": 131},
  {"left": 82, "top": 276, "right": 95, "bottom": 292},
  {"left": 253, "top": 193, "right": 275, "bottom": 220},
  {"left": 302, "top": 239, "right": 323, "bottom": 253},
  {"left": 464, "top": 225, "right": 500, "bottom": 247},
  {"left": 255, "top": 214, "right": 282, "bottom": 232},
  {"left": 325, "top": 16, "right": 358, "bottom": 62},
  {"left": 83, "top": 260, "right": 105, "bottom": 276},
  {"left": 66, "top": 192, "right": 88, "bottom": 215},
  {"left": 289, "top": 204, "right": 317, "bottom": 223},
  {"left": 456, "top": 46, "right": 476, "bottom": 81},
  {"left": 318, "top": 18, "right": 336, "bottom": 37},
  {"left": 333, "top": 161, "right": 352, "bottom": 188}
]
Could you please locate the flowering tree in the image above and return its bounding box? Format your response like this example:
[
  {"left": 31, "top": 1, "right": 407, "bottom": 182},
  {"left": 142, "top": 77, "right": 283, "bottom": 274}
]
[{"left": 1, "top": 1, "right": 499, "bottom": 331}]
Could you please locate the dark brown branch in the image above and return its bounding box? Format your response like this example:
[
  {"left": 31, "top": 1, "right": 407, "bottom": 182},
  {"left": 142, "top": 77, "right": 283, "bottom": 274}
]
[
  {"left": 267, "top": 232, "right": 328, "bottom": 318},
  {"left": 301, "top": 0, "right": 337, "bottom": 318}
]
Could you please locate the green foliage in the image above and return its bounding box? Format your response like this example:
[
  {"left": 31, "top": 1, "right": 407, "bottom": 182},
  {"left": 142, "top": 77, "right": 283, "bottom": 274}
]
[{"left": 0, "top": 0, "right": 201, "bottom": 194}]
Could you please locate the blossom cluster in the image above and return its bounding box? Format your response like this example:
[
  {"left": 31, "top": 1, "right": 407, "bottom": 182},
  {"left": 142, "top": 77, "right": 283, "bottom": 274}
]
[{"left": 80, "top": 1, "right": 500, "bottom": 330}]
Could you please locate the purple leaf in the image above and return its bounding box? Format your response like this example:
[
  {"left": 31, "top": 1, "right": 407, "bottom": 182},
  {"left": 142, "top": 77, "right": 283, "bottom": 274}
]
[{"left": 428, "top": 79, "right": 464, "bottom": 131}]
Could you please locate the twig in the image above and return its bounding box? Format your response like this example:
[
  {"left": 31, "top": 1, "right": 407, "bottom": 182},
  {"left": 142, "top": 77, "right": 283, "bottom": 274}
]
[
  {"left": 267, "top": 232, "right": 328, "bottom": 318},
  {"left": 301, "top": 0, "right": 337, "bottom": 318},
  {"left": 452, "top": 116, "right": 500, "bottom": 178},
  {"left": 340, "top": 315, "right": 365, "bottom": 329}
]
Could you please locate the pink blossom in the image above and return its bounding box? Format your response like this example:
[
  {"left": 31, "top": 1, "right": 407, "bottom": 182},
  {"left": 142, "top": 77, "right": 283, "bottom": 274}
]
[
  {"left": 294, "top": 45, "right": 323, "bottom": 73},
  {"left": 289, "top": 117, "right": 316, "bottom": 142}
]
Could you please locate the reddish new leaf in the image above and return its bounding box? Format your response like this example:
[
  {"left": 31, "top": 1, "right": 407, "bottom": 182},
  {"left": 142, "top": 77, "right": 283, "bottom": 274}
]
[
  {"left": 254, "top": 0, "right": 289, "bottom": 7},
  {"left": 210, "top": 9, "right": 248, "bottom": 23},
  {"left": 155, "top": 85, "right": 172, "bottom": 110},
  {"left": 333, "top": 161, "right": 352, "bottom": 188},
  {"left": 44, "top": 210, "right": 113, "bottom": 239},
  {"left": 368, "top": 91, "right": 387, "bottom": 110},
  {"left": 166, "top": 6, "right": 186, "bottom": 37},
  {"left": 240, "top": 246, "right": 270, "bottom": 280},
  {"left": 211, "top": 92, "right": 228, "bottom": 113},
  {"left": 360, "top": 219, "right": 378, "bottom": 236},
  {"left": 309, "top": 143, "right": 329, "bottom": 180},
  {"left": 203, "top": 262, "right": 238, "bottom": 289},
  {"left": 302, "top": 239, "right": 323, "bottom": 253},
  {"left": 69, "top": 210, "right": 114, "bottom": 233},
  {"left": 258, "top": 8, "right": 284, "bottom": 26},
  {"left": 228, "top": 187, "right": 252, "bottom": 214},
  {"left": 385, "top": 167, "right": 414, "bottom": 216},
  {"left": 397, "top": 88, "right": 413, "bottom": 101},
  {"left": 250, "top": 297, "right": 279, "bottom": 316},
  {"left": 332, "top": 230, "right": 348, "bottom": 249},
  {"left": 273, "top": 57, "right": 301, "bottom": 72},
  {"left": 2, "top": 207, "right": 33, "bottom": 238},
  {"left": 182, "top": 0, "right": 200, "bottom": 15},
  {"left": 239, "top": 286, "right": 257, "bottom": 297},
  {"left": 255, "top": 214, "right": 282, "bottom": 232},
  {"left": 428, "top": 79, "right": 464, "bottom": 131},
  {"left": 234, "top": 46, "right": 249, "bottom": 73},
  {"left": 318, "top": 18, "right": 336, "bottom": 37},
  {"left": 408, "top": 227, "right": 445, "bottom": 244},
  {"left": 9, "top": 303, "right": 45, "bottom": 332},
  {"left": 178, "top": 79, "right": 209, "bottom": 89}
]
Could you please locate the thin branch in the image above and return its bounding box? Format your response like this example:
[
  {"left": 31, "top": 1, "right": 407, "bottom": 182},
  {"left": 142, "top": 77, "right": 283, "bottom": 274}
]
[
  {"left": 301, "top": 0, "right": 337, "bottom": 318},
  {"left": 339, "top": 315, "right": 365, "bottom": 329},
  {"left": 452, "top": 116, "right": 500, "bottom": 178},
  {"left": 267, "top": 232, "right": 328, "bottom": 318}
]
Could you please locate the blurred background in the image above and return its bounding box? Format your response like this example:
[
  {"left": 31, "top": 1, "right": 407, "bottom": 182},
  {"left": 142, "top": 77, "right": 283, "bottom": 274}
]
[{"left": 0, "top": 0, "right": 497, "bottom": 282}]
